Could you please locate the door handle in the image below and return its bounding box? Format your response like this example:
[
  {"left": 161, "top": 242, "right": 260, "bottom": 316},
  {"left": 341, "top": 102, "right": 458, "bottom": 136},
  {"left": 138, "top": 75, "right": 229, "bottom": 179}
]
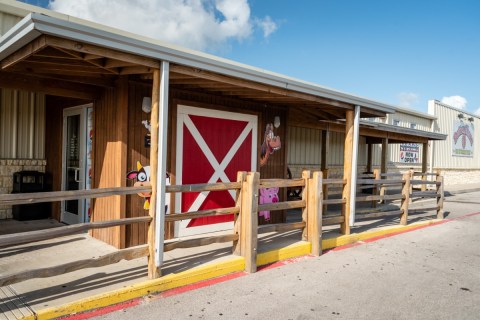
[{"left": 74, "top": 168, "right": 81, "bottom": 183}]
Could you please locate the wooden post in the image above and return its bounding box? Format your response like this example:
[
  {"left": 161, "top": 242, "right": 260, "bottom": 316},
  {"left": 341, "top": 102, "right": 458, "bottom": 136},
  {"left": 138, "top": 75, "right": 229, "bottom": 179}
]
[
  {"left": 233, "top": 171, "right": 247, "bottom": 255},
  {"left": 341, "top": 110, "right": 354, "bottom": 235},
  {"left": 436, "top": 175, "right": 444, "bottom": 219},
  {"left": 321, "top": 129, "right": 330, "bottom": 212},
  {"left": 147, "top": 68, "right": 161, "bottom": 279},
  {"left": 307, "top": 171, "right": 323, "bottom": 256},
  {"left": 240, "top": 172, "right": 259, "bottom": 273},
  {"left": 301, "top": 170, "right": 311, "bottom": 241},
  {"left": 372, "top": 168, "right": 380, "bottom": 208},
  {"left": 367, "top": 142, "right": 373, "bottom": 174},
  {"left": 421, "top": 142, "right": 429, "bottom": 191},
  {"left": 400, "top": 171, "right": 411, "bottom": 225},
  {"left": 380, "top": 138, "right": 388, "bottom": 203}
]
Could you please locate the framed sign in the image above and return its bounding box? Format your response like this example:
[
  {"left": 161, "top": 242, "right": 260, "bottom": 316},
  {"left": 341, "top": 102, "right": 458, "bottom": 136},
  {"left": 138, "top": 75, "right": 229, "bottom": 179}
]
[
  {"left": 452, "top": 120, "right": 474, "bottom": 157},
  {"left": 399, "top": 143, "right": 419, "bottom": 163}
]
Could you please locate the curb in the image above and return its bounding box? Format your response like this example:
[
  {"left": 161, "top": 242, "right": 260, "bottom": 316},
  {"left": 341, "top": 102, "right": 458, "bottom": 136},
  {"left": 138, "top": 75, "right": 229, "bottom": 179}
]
[{"left": 30, "top": 218, "right": 452, "bottom": 320}]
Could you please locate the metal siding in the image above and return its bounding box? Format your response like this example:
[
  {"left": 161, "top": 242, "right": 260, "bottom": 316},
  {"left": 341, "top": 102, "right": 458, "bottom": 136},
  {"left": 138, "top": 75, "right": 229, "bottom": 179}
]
[
  {"left": 387, "top": 112, "right": 431, "bottom": 131},
  {"left": 287, "top": 126, "right": 322, "bottom": 165},
  {"left": 430, "top": 101, "right": 480, "bottom": 169},
  {"left": 0, "top": 89, "right": 45, "bottom": 159},
  {"left": 0, "top": 12, "right": 22, "bottom": 35}
]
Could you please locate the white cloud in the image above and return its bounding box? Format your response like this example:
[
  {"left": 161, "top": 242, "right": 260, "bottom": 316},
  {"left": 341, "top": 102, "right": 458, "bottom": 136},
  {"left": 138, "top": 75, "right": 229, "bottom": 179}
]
[
  {"left": 397, "top": 92, "right": 419, "bottom": 108},
  {"left": 49, "top": 0, "right": 277, "bottom": 51},
  {"left": 441, "top": 95, "right": 467, "bottom": 110},
  {"left": 256, "top": 15, "right": 277, "bottom": 38},
  {"left": 474, "top": 108, "right": 480, "bottom": 116}
]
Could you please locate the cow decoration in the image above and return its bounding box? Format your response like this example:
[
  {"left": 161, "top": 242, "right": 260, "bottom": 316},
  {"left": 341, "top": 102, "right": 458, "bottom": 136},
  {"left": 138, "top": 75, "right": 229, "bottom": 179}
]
[
  {"left": 126, "top": 161, "right": 170, "bottom": 211},
  {"left": 259, "top": 187, "right": 279, "bottom": 221},
  {"left": 260, "top": 123, "right": 281, "bottom": 167}
]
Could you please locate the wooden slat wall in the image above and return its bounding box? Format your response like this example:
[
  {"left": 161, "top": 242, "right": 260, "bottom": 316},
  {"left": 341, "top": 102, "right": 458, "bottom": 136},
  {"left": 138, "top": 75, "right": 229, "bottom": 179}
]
[
  {"left": 126, "top": 82, "right": 151, "bottom": 247},
  {"left": 91, "top": 82, "right": 128, "bottom": 248}
]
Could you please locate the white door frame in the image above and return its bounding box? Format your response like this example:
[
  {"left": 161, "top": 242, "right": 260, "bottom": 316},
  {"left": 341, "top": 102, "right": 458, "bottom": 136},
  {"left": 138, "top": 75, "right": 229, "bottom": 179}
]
[
  {"left": 61, "top": 103, "right": 92, "bottom": 224},
  {"left": 175, "top": 105, "right": 257, "bottom": 237}
]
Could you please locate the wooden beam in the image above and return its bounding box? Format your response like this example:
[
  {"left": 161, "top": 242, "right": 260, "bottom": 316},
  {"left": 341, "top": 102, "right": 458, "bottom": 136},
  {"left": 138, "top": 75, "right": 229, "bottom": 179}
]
[
  {"left": 301, "top": 170, "right": 311, "bottom": 241},
  {"left": 0, "top": 72, "right": 101, "bottom": 100},
  {"left": 233, "top": 172, "right": 247, "bottom": 255},
  {"left": 341, "top": 110, "right": 354, "bottom": 234},
  {"left": 240, "top": 172, "right": 259, "bottom": 273},
  {"left": 367, "top": 143, "right": 373, "bottom": 173},
  {"left": 45, "top": 35, "right": 160, "bottom": 68},
  {"left": 422, "top": 142, "right": 429, "bottom": 191},
  {"left": 147, "top": 68, "right": 161, "bottom": 279},
  {"left": 1, "top": 36, "right": 47, "bottom": 69},
  {"left": 381, "top": 138, "right": 388, "bottom": 175},
  {"left": 400, "top": 172, "right": 411, "bottom": 225},
  {"left": 307, "top": 171, "right": 322, "bottom": 256},
  {"left": 170, "top": 65, "right": 353, "bottom": 108},
  {"left": 120, "top": 66, "right": 155, "bottom": 75}
]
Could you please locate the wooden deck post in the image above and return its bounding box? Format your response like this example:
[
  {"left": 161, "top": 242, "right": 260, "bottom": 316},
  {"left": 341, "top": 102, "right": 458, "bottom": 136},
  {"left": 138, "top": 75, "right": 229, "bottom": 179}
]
[
  {"left": 307, "top": 171, "right": 323, "bottom": 256},
  {"left": 367, "top": 142, "right": 373, "bottom": 174},
  {"left": 421, "top": 142, "right": 429, "bottom": 191},
  {"left": 240, "top": 172, "right": 259, "bottom": 273},
  {"left": 301, "top": 170, "right": 311, "bottom": 241},
  {"left": 147, "top": 68, "right": 161, "bottom": 279},
  {"left": 341, "top": 109, "right": 354, "bottom": 235},
  {"left": 321, "top": 129, "right": 329, "bottom": 213},
  {"left": 372, "top": 168, "right": 380, "bottom": 208},
  {"left": 233, "top": 171, "right": 247, "bottom": 255},
  {"left": 400, "top": 171, "right": 411, "bottom": 225},
  {"left": 380, "top": 137, "right": 389, "bottom": 203},
  {"left": 436, "top": 174, "right": 444, "bottom": 219}
]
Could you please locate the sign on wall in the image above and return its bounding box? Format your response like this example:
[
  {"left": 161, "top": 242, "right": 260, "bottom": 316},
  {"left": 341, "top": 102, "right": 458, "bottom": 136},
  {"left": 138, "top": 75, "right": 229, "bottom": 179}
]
[
  {"left": 452, "top": 120, "right": 474, "bottom": 157},
  {"left": 399, "top": 143, "right": 419, "bottom": 163}
]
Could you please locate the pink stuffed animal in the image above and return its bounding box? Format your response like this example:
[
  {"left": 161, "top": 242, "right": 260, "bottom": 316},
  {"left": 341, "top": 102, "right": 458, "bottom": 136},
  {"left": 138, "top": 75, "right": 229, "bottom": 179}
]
[{"left": 259, "top": 187, "right": 279, "bottom": 221}]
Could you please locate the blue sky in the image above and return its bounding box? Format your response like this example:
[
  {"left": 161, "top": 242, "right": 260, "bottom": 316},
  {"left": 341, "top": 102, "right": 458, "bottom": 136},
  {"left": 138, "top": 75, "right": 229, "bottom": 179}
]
[{"left": 19, "top": 0, "right": 480, "bottom": 115}]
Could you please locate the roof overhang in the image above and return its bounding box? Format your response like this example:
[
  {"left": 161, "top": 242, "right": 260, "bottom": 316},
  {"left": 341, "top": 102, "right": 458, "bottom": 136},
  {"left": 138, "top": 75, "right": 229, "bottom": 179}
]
[{"left": 0, "top": 12, "right": 398, "bottom": 118}]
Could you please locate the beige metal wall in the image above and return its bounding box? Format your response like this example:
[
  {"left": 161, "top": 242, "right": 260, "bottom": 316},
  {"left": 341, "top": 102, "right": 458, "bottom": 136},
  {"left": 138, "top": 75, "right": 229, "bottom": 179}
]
[
  {"left": 429, "top": 100, "right": 480, "bottom": 169},
  {"left": 0, "top": 89, "right": 46, "bottom": 159},
  {"left": 287, "top": 126, "right": 367, "bottom": 167},
  {"left": 0, "top": 8, "right": 23, "bottom": 35}
]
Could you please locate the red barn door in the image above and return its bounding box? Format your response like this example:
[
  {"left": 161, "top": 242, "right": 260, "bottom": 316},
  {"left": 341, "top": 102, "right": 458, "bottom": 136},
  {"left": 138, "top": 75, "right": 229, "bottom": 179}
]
[{"left": 175, "top": 105, "right": 257, "bottom": 237}]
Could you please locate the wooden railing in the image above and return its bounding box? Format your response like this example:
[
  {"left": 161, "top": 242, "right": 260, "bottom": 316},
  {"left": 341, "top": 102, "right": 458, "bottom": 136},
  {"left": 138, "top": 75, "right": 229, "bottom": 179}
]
[{"left": 0, "top": 170, "right": 444, "bottom": 286}]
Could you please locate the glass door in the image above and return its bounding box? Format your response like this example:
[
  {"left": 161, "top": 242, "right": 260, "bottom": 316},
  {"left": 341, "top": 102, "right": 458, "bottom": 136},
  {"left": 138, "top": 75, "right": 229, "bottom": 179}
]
[{"left": 61, "top": 105, "right": 92, "bottom": 224}]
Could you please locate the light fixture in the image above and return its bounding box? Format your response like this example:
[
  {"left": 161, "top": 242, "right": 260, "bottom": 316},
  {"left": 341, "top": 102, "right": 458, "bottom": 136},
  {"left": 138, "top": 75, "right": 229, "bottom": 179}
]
[
  {"left": 468, "top": 117, "right": 474, "bottom": 122},
  {"left": 458, "top": 113, "right": 465, "bottom": 119},
  {"left": 142, "top": 97, "right": 152, "bottom": 113},
  {"left": 274, "top": 116, "right": 281, "bottom": 128}
]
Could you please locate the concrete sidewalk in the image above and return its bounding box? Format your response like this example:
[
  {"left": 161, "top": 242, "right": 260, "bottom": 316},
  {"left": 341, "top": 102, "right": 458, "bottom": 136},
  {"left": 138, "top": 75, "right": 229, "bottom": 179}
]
[{"left": 0, "top": 183, "right": 478, "bottom": 319}]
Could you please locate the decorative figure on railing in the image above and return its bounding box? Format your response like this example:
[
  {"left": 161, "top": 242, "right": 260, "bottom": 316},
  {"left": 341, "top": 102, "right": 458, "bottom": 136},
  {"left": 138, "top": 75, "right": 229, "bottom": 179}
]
[
  {"left": 259, "top": 187, "right": 279, "bottom": 221},
  {"left": 126, "top": 161, "right": 170, "bottom": 211},
  {"left": 260, "top": 123, "right": 281, "bottom": 167}
]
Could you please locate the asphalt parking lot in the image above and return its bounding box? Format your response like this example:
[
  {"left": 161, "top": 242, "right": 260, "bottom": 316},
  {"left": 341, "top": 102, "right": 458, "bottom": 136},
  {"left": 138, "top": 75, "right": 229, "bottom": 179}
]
[{"left": 90, "top": 191, "right": 480, "bottom": 320}]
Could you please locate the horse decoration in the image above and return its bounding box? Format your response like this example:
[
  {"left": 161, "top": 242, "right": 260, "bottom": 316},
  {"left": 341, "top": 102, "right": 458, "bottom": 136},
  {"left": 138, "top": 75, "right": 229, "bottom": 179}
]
[
  {"left": 126, "top": 161, "right": 170, "bottom": 211},
  {"left": 260, "top": 123, "right": 281, "bottom": 167}
]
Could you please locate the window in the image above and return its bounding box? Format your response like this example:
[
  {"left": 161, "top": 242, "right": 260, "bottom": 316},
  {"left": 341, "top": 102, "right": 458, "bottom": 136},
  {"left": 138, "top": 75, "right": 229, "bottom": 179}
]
[
  {"left": 410, "top": 123, "right": 417, "bottom": 129},
  {"left": 393, "top": 119, "right": 400, "bottom": 126}
]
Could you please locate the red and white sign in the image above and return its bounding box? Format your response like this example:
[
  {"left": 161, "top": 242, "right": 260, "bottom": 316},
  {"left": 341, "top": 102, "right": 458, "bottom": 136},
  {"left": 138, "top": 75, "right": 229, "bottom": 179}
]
[{"left": 175, "top": 105, "right": 257, "bottom": 237}]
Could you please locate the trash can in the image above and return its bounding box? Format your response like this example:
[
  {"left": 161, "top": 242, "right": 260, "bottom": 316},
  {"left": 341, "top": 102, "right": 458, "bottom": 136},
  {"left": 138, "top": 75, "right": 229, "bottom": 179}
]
[{"left": 12, "top": 171, "right": 50, "bottom": 221}]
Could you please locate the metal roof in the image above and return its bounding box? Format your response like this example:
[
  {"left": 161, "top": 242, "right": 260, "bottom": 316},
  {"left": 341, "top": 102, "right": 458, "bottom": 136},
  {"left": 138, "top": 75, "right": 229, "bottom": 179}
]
[{"left": 0, "top": 10, "right": 400, "bottom": 115}]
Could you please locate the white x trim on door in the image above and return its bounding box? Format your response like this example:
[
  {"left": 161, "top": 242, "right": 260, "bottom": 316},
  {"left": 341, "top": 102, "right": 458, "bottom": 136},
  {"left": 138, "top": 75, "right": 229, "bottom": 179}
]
[{"left": 175, "top": 105, "right": 257, "bottom": 237}]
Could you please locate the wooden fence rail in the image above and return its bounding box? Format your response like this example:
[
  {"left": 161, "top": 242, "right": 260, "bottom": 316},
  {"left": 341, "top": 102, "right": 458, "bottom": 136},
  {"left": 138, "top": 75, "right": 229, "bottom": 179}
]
[{"left": 0, "top": 170, "right": 444, "bottom": 286}]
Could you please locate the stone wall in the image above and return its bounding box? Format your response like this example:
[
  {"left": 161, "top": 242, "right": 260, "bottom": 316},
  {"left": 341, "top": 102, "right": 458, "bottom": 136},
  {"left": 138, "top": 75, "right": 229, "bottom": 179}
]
[
  {"left": 0, "top": 159, "right": 47, "bottom": 219},
  {"left": 437, "top": 169, "right": 480, "bottom": 185}
]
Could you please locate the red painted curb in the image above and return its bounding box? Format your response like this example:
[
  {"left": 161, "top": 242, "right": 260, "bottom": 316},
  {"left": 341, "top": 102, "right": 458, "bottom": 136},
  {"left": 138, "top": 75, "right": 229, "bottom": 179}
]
[{"left": 61, "top": 299, "right": 141, "bottom": 320}]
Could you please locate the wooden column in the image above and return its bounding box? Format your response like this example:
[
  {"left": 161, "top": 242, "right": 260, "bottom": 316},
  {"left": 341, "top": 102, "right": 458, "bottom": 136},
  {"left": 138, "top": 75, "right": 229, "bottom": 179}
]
[
  {"left": 147, "top": 68, "right": 161, "bottom": 279},
  {"left": 233, "top": 171, "right": 247, "bottom": 255},
  {"left": 436, "top": 174, "right": 444, "bottom": 219},
  {"left": 321, "top": 129, "right": 329, "bottom": 211},
  {"left": 307, "top": 171, "right": 323, "bottom": 256},
  {"left": 301, "top": 170, "right": 311, "bottom": 241},
  {"left": 380, "top": 137, "right": 389, "bottom": 202},
  {"left": 421, "top": 142, "right": 429, "bottom": 191},
  {"left": 341, "top": 110, "right": 354, "bottom": 235},
  {"left": 367, "top": 142, "right": 373, "bottom": 173},
  {"left": 400, "top": 171, "right": 411, "bottom": 225},
  {"left": 240, "top": 172, "right": 259, "bottom": 273}
]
